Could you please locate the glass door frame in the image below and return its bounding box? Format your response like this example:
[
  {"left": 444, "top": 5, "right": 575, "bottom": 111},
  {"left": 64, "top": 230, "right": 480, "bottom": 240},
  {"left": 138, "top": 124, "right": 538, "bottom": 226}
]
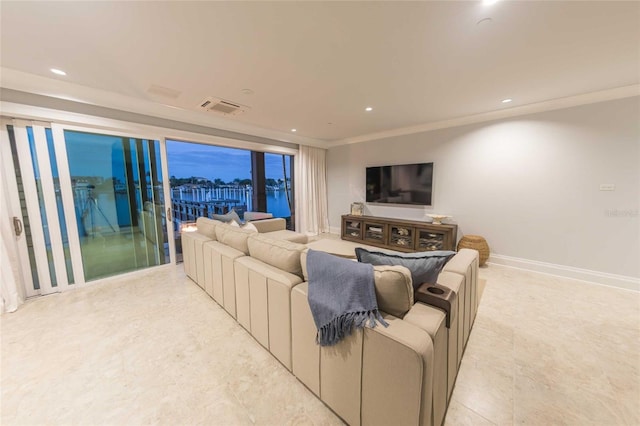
[
  {"left": 1, "top": 119, "right": 78, "bottom": 294},
  {"left": 0, "top": 118, "right": 36, "bottom": 297},
  {"left": 1, "top": 118, "right": 177, "bottom": 298},
  {"left": 55, "top": 123, "right": 177, "bottom": 271}
]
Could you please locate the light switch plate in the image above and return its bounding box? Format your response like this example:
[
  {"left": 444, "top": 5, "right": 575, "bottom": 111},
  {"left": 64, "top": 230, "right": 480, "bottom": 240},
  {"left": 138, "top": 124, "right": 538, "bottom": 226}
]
[{"left": 599, "top": 184, "right": 615, "bottom": 191}]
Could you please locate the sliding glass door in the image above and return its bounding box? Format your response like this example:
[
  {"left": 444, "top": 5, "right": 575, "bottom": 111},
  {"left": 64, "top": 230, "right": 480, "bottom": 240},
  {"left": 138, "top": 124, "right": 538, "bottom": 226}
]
[
  {"left": 1, "top": 119, "right": 173, "bottom": 296},
  {"left": 1, "top": 121, "right": 76, "bottom": 295},
  {"left": 63, "top": 130, "right": 170, "bottom": 281}
]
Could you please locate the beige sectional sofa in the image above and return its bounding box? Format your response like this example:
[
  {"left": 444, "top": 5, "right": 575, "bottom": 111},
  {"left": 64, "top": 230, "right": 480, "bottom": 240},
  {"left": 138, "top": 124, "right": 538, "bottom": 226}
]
[{"left": 182, "top": 217, "right": 479, "bottom": 426}]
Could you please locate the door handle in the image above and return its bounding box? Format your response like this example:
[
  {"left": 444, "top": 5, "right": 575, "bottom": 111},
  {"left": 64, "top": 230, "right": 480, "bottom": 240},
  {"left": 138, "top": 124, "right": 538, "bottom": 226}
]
[
  {"left": 13, "top": 217, "right": 23, "bottom": 236},
  {"left": 167, "top": 207, "right": 172, "bottom": 221}
]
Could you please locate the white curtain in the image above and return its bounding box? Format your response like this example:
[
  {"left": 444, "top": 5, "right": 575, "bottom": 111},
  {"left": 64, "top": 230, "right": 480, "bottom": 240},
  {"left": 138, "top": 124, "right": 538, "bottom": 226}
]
[
  {"left": 0, "top": 161, "right": 23, "bottom": 314},
  {"left": 295, "top": 145, "right": 329, "bottom": 235}
]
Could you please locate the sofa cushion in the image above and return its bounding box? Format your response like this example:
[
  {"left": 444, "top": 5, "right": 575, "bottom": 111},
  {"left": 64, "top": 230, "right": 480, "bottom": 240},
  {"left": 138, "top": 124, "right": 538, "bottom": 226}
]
[
  {"left": 250, "top": 218, "right": 286, "bottom": 233},
  {"left": 242, "top": 222, "right": 258, "bottom": 232},
  {"left": 373, "top": 265, "right": 414, "bottom": 318},
  {"left": 265, "top": 230, "right": 308, "bottom": 244},
  {"left": 211, "top": 208, "right": 242, "bottom": 225},
  {"left": 301, "top": 249, "right": 310, "bottom": 281},
  {"left": 215, "top": 222, "right": 256, "bottom": 254},
  {"left": 355, "top": 248, "right": 456, "bottom": 290},
  {"left": 195, "top": 217, "right": 222, "bottom": 240},
  {"left": 247, "top": 234, "right": 306, "bottom": 277}
]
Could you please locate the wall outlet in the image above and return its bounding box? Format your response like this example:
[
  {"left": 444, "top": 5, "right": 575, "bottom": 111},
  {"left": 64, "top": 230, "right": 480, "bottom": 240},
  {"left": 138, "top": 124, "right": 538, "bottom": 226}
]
[{"left": 599, "top": 184, "right": 615, "bottom": 191}]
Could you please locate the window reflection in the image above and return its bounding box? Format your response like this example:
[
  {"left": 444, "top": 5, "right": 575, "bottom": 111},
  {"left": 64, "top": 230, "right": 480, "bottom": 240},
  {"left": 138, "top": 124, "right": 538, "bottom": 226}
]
[{"left": 64, "top": 131, "right": 168, "bottom": 281}]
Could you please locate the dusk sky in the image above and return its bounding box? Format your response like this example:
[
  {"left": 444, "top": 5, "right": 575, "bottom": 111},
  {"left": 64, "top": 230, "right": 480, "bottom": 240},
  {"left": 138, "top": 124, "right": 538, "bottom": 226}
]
[
  {"left": 166, "top": 140, "right": 291, "bottom": 183},
  {"left": 61, "top": 132, "right": 290, "bottom": 184}
]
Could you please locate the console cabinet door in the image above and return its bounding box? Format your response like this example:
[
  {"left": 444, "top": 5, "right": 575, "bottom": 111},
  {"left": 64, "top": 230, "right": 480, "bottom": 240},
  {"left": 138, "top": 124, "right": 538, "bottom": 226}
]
[
  {"left": 416, "top": 228, "right": 445, "bottom": 251},
  {"left": 342, "top": 217, "right": 363, "bottom": 241},
  {"left": 363, "top": 221, "right": 387, "bottom": 245},
  {"left": 388, "top": 224, "right": 414, "bottom": 251}
]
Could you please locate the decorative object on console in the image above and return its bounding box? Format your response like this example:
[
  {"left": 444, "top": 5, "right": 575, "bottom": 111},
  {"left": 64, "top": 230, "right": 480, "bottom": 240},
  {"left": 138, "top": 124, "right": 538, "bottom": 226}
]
[
  {"left": 350, "top": 202, "right": 364, "bottom": 216},
  {"left": 426, "top": 214, "right": 452, "bottom": 225},
  {"left": 355, "top": 247, "right": 456, "bottom": 290},
  {"left": 457, "top": 235, "right": 490, "bottom": 266},
  {"left": 396, "top": 227, "right": 409, "bottom": 236}
]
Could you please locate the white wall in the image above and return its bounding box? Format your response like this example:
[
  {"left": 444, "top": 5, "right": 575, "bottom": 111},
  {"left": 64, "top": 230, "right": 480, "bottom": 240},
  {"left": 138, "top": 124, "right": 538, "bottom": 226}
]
[{"left": 327, "top": 97, "right": 640, "bottom": 284}]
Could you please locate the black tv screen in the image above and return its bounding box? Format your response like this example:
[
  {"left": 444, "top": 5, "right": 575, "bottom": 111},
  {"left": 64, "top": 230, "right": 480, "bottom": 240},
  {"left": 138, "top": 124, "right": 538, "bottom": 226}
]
[{"left": 366, "top": 162, "right": 433, "bottom": 206}]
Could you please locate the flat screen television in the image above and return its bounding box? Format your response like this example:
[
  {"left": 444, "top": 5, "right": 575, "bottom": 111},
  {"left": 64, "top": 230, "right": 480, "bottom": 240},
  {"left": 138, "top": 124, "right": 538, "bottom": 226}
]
[{"left": 366, "top": 162, "right": 433, "bottom": 206}]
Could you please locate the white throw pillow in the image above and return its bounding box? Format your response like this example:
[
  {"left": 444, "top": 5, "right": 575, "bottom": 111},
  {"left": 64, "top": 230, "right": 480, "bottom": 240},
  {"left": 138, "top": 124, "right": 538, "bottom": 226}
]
[
  {"left": 230, "top": 220, "right": 240, "bottom": 228},
  {"left": 242, "top": 222, "right": 258, "bottom": 232}
]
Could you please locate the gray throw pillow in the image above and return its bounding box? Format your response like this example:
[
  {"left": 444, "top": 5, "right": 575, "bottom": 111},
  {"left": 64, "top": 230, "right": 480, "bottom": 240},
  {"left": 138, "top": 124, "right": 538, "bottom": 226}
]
[
  {"left": 211, "top": 209, "right": 242, "bottom": 225},
  {"left": 355, "top": 248, "right": 456, "bottom": 290}
]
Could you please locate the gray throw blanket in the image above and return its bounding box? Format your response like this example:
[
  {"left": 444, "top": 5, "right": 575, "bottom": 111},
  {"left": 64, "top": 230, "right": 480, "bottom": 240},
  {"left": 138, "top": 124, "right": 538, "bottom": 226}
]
[{"left": 307, "top": 249, "right": 388, "bottom": 346}]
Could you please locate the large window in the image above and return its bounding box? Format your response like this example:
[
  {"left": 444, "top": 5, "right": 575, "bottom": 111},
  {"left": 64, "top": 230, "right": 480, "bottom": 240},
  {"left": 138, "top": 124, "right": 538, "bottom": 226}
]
[
  {"left": 4, "top": 114, "right": 298, "bottom": 298},
  {"left": 166, "top": 140, "right": 295, "bottom": 260}
]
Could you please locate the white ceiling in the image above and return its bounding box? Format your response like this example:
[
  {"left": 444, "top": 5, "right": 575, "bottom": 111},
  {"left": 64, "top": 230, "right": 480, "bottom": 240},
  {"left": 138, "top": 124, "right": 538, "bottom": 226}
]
[{"left": 1, "top": 1, "right": 639, "bottom": 146}]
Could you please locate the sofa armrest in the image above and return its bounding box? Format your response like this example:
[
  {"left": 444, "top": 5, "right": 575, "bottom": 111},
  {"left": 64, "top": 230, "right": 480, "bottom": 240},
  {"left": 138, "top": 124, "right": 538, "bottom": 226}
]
[
  {"left": 250, "top": 217, "right": 286, "bottom": 233},
  {"left": 362, "top": 315, "right": 435, "bottom": 426}
]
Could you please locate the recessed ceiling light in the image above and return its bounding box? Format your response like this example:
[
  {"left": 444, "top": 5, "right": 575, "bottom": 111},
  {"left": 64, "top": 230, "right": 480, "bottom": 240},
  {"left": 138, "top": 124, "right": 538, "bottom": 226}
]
[
  {"left": 502, "top": 98, "right": 513, "bottom": 103},
  {"left": 291, "top": 128, "right": 297, "bottom": 132},
  {"left": 50, "top": 68, "right": 66, "bottom": 76},
  {"left": 241, "top": 88, "right": 254, "bottom": 95},
  {"left": 483, "top": 0, "right": 500, "bottom": 6},
  {"left": 365, "top": 107, "right": 373, "bottom": 112}
]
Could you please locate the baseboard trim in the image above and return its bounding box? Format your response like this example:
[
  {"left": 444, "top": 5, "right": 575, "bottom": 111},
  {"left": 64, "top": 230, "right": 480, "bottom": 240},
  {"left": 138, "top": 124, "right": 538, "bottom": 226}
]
[
  {"left": 488, "top": 254, "right": 639, "bottom": 292},
  {"left": 329, "top": 226, "right": 341, "bottom": 235}
]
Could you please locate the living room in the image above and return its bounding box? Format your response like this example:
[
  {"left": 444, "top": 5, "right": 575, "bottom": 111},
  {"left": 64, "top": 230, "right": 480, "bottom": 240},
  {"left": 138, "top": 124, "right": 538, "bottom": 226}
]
[{"left": 1, "top": 1, "right": 639, "bottom": 425}]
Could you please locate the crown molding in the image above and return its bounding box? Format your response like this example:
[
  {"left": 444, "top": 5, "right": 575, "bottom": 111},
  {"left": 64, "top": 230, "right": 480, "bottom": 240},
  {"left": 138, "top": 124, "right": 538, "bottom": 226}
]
[
  {"left": 0, "top": 67, "right": 328, "bottom": 149},
  {"left": 3, "top": 67, "right": 637, "bottom": 150},
  {"left": 328, "top": 84, "right": 640, "bottom": 147}
]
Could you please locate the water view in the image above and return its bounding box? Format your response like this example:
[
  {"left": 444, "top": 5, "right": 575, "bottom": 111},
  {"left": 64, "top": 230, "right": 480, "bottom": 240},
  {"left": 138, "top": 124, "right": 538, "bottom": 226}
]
[
  {"left": 173, "top": 183, "right": 291, "bottom": 218},
  {"left": 166, "top": 140, "right": 293, "bottom": 232}
]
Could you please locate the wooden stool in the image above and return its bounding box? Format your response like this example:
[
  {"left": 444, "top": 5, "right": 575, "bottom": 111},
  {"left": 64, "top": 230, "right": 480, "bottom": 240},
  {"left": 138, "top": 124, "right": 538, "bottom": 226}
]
[{"left": 457, "top": 235, "right": 489, "bottom": 266}]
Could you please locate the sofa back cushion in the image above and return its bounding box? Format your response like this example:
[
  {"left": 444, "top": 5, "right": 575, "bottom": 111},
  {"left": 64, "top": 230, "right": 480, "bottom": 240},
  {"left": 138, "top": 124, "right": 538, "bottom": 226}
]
[
  {"left": 373, "top": 265, "right": 414, "bottom": 318},
  {"left": 215, "top": 222, "right": 256, "bottom": 254},
  {"left": 301, "top": 249, "right": 310, "bottom": 281},
  {"left": 196, "top": 217, "right": 222, "bottom": 240},
  {"left": 301, "top": 251, "right": 414, "bottom": 318},
  {"left": 249, "top": 218, "right": 286, "bottom": 233},
  {"left": 248, "top": 234, "right": 306, "bottom": 277},
  {"left": 356, "top": 248, "right": 456, "bottom": 290}
]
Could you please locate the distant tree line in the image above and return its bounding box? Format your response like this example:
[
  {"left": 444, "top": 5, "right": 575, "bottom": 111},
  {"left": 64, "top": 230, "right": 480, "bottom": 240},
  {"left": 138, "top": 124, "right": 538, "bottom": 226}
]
[{"left": 170, "top": 176, "right": 287, "bottom": 188}]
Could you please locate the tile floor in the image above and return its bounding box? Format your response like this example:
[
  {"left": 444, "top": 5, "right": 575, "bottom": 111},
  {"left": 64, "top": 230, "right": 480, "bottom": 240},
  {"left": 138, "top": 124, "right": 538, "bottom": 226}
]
[{"left": 1, "top": 260, "right": 639, "bottom": 425}]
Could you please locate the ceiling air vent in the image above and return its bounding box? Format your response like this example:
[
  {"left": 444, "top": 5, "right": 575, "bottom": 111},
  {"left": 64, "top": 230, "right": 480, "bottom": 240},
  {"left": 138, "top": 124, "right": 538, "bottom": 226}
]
[{"left": 198, "top": 97, "right": 248, "bottom": 115}]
